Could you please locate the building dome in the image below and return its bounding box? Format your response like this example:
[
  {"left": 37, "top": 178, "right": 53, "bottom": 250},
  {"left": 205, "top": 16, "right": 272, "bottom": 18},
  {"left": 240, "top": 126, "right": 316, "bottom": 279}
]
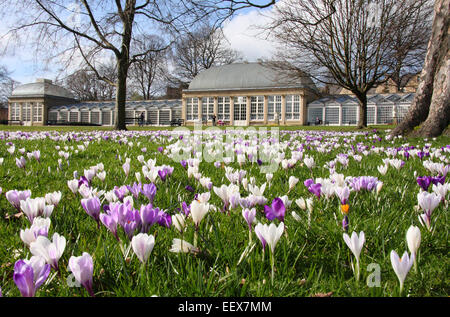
[
  {"left": 10, "top": 78, "right": 75, "bottom": 99},
  {"left": 186, "top": 62, "right": 315, "bottom": 91}
]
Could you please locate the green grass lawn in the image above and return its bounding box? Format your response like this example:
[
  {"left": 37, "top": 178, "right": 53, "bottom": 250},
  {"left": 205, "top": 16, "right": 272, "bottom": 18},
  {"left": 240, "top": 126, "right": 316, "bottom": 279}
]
[{"left": 0, "top": 126, "right": 448, "bottom": 297}]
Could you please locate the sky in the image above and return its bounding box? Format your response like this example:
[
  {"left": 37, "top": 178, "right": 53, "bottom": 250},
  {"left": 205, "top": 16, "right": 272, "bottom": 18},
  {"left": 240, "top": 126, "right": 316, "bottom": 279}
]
[{"left": 0, "top": 5, "right": 278, "bottom": 86}]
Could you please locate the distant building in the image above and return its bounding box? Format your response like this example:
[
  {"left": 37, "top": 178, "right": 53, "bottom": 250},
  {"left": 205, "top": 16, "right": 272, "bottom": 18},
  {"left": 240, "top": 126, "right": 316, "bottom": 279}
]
[
  {"left": 164, "top": 84, "right": 188, "bottom": 100},
  {"left": 307, "top": 93, "right": 415, "bottom": 125},
  {"left": 375, "top": 74, "right": 420, "bottom": 94},
  {"left": 8, "top": 78, "right": 77, "bottom": 126},
  {"left": 181, "top": 62, "right": 318, "bottom": 126},
  {"left": 323, "top": 73, "right": 420, "bottom": 96},
  {"left": 7, "top": 64, "right": 417, "bottom": 127},
  {"left": 0, "top": 104, "right": 8, "bottom": 121}
]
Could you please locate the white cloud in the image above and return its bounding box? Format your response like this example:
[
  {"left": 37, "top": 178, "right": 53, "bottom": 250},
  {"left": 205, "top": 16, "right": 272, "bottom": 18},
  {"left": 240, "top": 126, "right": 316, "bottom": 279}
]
[{"left": 222, "top": 8, "right": 277, "bottom": 62}]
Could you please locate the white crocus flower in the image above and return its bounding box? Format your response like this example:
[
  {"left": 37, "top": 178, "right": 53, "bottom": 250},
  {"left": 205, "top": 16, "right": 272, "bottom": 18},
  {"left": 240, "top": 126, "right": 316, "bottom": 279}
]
[
  {"left": 390, "top": 250, "right": 414, "bottom": 294},
  {"left": 343, "top": 231, "right": 365, "bottom": 281},
  {"left": 288, "top": 176, "right": 299, "bottom": 191},
  {"left": 172, "top": 214, "right": 186, "bottom": 233},
  {"left": 20, "top": 198, "right": 40, "bottom": 223},
  {"left": 377, "top": 165, "right": 388, "bottom": 175},
  {"left": 67, "top": 179, "right": 79, "bottom": 194},
  {"left": 131, "top": 233, "right": 155, "bottom": 264},
  {"left": 417, "top": 191, "right": 441, "bottom": 214},
  {"left": 190, "top": 200, "right": 210, "bottom": 228},
  {"left": 431, "top": 183, "right": 449, "bottom": 201},
  {"left": 97, "top": 171, "right": 106, "bottom": 182},
  {"left": 304, "top": 157, "right": 315, "bottom": 169},
  {"left": 45, "top": 191, "right": 62, "bottom": 207},
  {"left": 169, "top": 239, "right": 199, "bottom": 254},
  {"left": 30, "top": 232, "right": 66, "bottom": 270},
  {"left": 254, "top": 222, "right": 284, "bottom": 285},
  {"left": 406, "top": 225, "right": 421, "bottom": 271},
  {"left": 254, "top": 222, "right": 284, "bottom": 256}
]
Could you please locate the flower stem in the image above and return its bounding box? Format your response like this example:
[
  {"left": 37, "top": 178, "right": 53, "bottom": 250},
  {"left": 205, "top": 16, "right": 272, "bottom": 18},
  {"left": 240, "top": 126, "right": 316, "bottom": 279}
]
[
  {"left": 270, "top": 251, "right": 275, "bottom": 286},
  {"left": 194, "top": 229, "right": 198, "bottom": 248},
  {"left": 355, "top": 260, "right": 360, "bottom": 282}
]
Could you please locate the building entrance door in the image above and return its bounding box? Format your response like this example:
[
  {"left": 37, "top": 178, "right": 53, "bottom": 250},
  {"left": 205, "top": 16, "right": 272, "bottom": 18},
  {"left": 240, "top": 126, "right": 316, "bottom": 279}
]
[
  {"left": 233, "top": 97, "right": 247, "bottom": 126},
  {"left": 21, "top": 103, "right": 32, "bottom": 126}
]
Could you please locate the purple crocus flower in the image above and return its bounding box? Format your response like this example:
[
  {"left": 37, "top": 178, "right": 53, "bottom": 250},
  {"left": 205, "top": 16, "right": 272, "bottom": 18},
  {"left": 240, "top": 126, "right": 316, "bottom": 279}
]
[
  {"left": 81, "top": 196, "right": 101, "bottom": 226},
  {"left": 181, "top": 201, "right": 190, "bottom": 217},
  {"left": 141, "top": 183, "right": 157, "bottom": 203},
  {"left": 5, "top": 189, "right": 32, "bottom": 211},
  {"left": 264, "top": 197, "right": 286, "bottom": 222},
  {"left": 158, "top": 169, "right": 168, "bottom": 182},
  {"left": 15, "top": 156, "right": 26, "bottom": 169},
  {"left": 308, "top": 183, "right": 322, "bottom": 198},
  {"left": 416, "top": 176, "right": 432, "bottom": 191},
  {"left": 417, "top": 151, "right": 425, "bottom": 160},
  {"left": 158, "top": 166, "right": 174, "bottom": 182},
  {"left": 139, "top": 204, "right": 160, "bottom": 233},
  {"left": 127, "top": 182, "right": 142, "bottom": 199},
  {"left": 335, "top": 186, "right": 350, "bottom": 205},
  {"left": 242, "top": 208, "right": 256, "bottom": 231},
  {"left": 13, "top": 257, "right": 50, "bottom": 297},
  {"left": 350, "top": 176, "right": 379, "bottom": 192},
  {"left": 114, "top": 185, "right": 129, "bottom": 201},
  {"left": 158, "top": 146, "right": 164, "bottom": 153},
  {"left": 68, "top": 253, "right": 94, "bottom": 297},
  {"left": 157, "top": 210, "right": 172, "bottom": 228},
  {"left": 239, "top": 197, "right": 256, "bottom": 209},
  {"left": 304, "top": 179, "right": 314, "bottom": 188},
  {"left": 78, "top": 176, "right": 90, "bottom": 188},
  {"left": 122, "top": 220, "right": 138, "bottom": 240},
  {"left": 185, "top": 185, "right": 195, "bottom": 193},
  {"left": 100, "top": 204, "right": 120, "bottom": 240},
  {"left": 342, "top": 215, "right": 349, "bottom": 232},
  {"left": 431, "top": 175, "right": 446, "bottom": 186},
  {"left": 117, "top": 203, "right": 142, "bottom": 240},
  {"left": 180, "top": 160, "right": 188, "bottom": 169}
]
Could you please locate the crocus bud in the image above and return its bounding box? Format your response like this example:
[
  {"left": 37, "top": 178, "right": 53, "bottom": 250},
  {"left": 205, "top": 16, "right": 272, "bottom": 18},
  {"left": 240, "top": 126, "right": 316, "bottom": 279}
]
[{"left": 406, "top": 225, "right": 421, "bottom": 257}]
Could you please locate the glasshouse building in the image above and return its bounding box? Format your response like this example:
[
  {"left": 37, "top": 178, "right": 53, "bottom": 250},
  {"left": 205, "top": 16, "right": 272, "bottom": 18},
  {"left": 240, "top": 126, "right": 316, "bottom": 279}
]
[
  {"left": 7, "top": 64, "right": 415, "bottom": 127},
  {"left": 47, "top": 100, "right": 182, "bottom": 126},
  {"left": 181, "top": 62, "right": 318, "bottom": 126},
  {"left": 7, "top": 78, "right": 182, "bottom": 126},
  {"left": 307, "top": 93, "right": 415, "bottom": 125}
]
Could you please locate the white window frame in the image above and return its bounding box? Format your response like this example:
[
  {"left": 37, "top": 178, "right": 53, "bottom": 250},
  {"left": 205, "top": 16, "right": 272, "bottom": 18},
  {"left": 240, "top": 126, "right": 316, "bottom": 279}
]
[
  {"left": 186, "top": 97, "right": 198, "bottom": 121},
  {"left": 250, "top": 96, "right": 264, "bottom": 120},
  {"left": 268, "top": 95, "right": 282, "bottom": 120},
  {"left": 217, "top": 97, "right": 230, "bottom": 121},
  {"left": 286, "top": 95, "right": 300, "bottom": 120},
  {"left": 32, "top": 103, "right": 43, "bottom": 123},
  {"left": 201, "top": 97, "right": 214, "bottom": 121}
]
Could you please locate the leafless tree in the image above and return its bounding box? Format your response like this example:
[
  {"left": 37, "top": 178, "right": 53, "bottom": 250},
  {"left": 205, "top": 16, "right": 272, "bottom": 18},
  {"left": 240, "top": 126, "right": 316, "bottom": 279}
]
[
  {"left": 60, "top": 64, "right": 117, "bottom": 101},
  {"left": 0, "top": 65, "right": 20, "bottom": 107},
  {"left": 172, "top": 23, "right": 243, "bottom": 83},
  {"left": 385, "top": 0, "right": 433, "bottom": 92},
  {"left": 263, "top": 0, "right": 433, "bottom": 128},
  {"left": 128, "top": 35, "right": 170, "bottom": 100}
]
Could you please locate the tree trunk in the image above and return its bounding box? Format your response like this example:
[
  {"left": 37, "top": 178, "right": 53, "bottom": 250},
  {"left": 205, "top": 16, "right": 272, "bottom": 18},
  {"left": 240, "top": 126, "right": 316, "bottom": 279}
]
[
  {"left": 114, "top": 56, "right": 128, "bottom": 131},
  {"left": 391, "top": 0, "right": 449, "bottom": 137},
  {"left": 355, "top": 93, "right": 367, "bottom": 129}
]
